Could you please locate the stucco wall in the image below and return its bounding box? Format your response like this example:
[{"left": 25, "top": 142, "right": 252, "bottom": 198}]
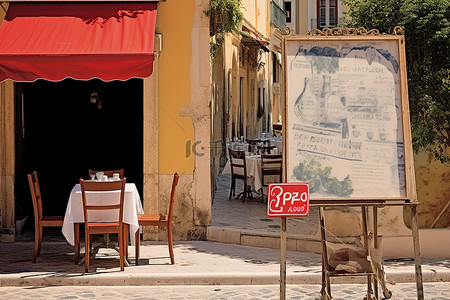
[
  {"left": 143, "top": 0, "right": 211, "bottom": 241},
  {"left": 0, "top": 80, "right": 15, "bottom": 242},
  {"left": 405, "top": 151, "right": 450, "bottom": 228}
]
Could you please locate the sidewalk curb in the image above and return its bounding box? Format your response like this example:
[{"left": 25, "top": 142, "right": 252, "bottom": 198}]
[{"left": 1, "top": 270, "right": 449, "bottom": 287}]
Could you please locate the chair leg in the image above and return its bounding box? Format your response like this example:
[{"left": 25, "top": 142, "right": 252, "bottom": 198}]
[
  {"left": 167, "top": 223, "right": 175, "bottom": 264},
  {"left": 118, "top": 229, "right": 124, "bottom": 271},
  {"left": 229, "top": 177, "right": 235, "bottom": 199},
  {"left": 37, "top": 226, "right": 43, "bottom": 256},
  {"left": 85, "top": 231, "right": 90, "bottom": 273},
  {"left": 123, "top": 224, "right": 129, "bottom": 261},
  {"left": 74, "top": 223, "right": 80, "bottom": 262},
  {"left": 135, "top": 228, "right": 140, "bottom": 265},
  {"left": 32, "top": 223, "right": 39, "bottom": 263}
]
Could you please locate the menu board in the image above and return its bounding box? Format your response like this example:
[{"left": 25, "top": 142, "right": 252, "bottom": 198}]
[{"left": 283, "top": 36, "right": 416, "bottom": 201}]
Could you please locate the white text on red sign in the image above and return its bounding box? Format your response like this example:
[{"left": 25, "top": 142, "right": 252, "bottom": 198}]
[{"left": 267, "top": 183, "right": 310, "bottom": 217}]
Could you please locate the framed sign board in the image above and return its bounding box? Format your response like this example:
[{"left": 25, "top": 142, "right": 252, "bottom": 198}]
[{"left": 283, "top": 35, "right": 417, "bottom": 202}]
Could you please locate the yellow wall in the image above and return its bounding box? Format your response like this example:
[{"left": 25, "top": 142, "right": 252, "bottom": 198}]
[
  {"left": 157, "top": 0, "right": 195, "bottom": 174},
  {"left": 404, "top": 151, "right": 450, "bottom": 228}
]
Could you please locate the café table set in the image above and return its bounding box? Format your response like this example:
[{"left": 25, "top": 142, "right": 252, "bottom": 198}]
[
  {"left": 223, "top": 135, "right": 283, "bottom": 194},
  {"left": 61, "top": 173, "right": 144, "bottom": 264}
]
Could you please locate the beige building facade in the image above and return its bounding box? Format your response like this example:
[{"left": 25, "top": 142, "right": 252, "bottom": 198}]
[{"left": 0, "top": 0, "right": 212, "bottom": 242}]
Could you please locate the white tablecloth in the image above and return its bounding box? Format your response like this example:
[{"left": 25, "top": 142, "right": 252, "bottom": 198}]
[
  {"left": 222, "top": 155, "right": 262, "bottom": 191},
  {"left": 62, "top": 183, "right": 144, "bottom": 246}
]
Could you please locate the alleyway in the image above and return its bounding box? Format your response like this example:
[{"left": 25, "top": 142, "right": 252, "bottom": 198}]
[{"left": 211, "top": 173, "right": 320, "bottom": 240}]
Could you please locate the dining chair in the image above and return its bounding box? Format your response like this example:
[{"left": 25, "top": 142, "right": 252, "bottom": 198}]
[
  {"left": 27, "top": 171, "right": 65, "bottom": 263},
  {"left": 272, "top": 123, "right": 282, "bottom": 135},
  {"left": 259, "top": 145, "right": 276, "bottom": 154},
  {"left": 228, "top": 149, "right": 250, "bottom": 201},
  {"left": 88, "top": 168, "right": 124, "bottom": 179},
  {"left": 86, "top": 169, "right": 125, "bottom": 254},
  {"left": 80, "top": 178, "right": 126, "bottom": 272},
  {"left": 260, "top": 154, "right": 283, "bottom": 201},
  {"left": 245, "top": 139, "right": 260, "bottom": 153},
  {"left": 134, "top": 172, "right": 179, "bottom": 265}
]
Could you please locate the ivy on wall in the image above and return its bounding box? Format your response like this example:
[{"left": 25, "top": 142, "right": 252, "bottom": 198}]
[{"left": 204, "top": 0, "right": 243, "bottom": 57}]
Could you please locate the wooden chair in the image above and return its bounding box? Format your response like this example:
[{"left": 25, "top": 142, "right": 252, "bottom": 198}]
[
  {"left": 258, "top": 145, "right": 276, "bottom": 154},
  {"left": 88, "top": 168, "right": 124, "bottom": 179},
  {"left": 228, "top": 149, "right": 250, "bottom": 201},
  {"left": 245, "top": 139, "right": 260, "bottom": 153},
  {"left": 28, "top": 171, "right": 65, "bottom": 263},
  {"left": 261, "top": 154, "right": 283, "bottom": 195},
  {"left": 80, "top": 178, "right": 126, "bottom": 272},
  {"left": 273, "top": 123, "right": 282, "bottom": 135},
  {"left": 134, "top": 172, "right": 179, "bottom": 265}
]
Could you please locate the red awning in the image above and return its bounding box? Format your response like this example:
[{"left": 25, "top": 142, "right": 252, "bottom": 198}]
[{"left": 0, "top": 2, "right": 157, "bottom": 82}]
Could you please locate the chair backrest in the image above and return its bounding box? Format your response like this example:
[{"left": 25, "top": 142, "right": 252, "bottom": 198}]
[
  {"left": 167, "top": 172, "right": 179, "bottom": 222},
  {"left": 259, "top": 145, "right": 276, "bottom": 154},
  {"left": 28, "top": 171, "right": 43, "bottom": 221},
  {"left": 261, "top": 154, "right": 283, "bottom": 182},
  {"left": 229, "top": 149, "right": 247, "bottom": 177},
  {"left": 88, "top": 169, "right": 124, "bottom": 178},
  {"left": 273, "top": 123, "right": 282, "bottom": 135},
  {"left": 80, "top": 178, "right": 126, "bottom": 225},
  {"left": 245, "top": 138, "right": 261, "bottom": 145}
]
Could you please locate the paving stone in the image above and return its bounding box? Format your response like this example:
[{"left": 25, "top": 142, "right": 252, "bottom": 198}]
[{"left": 2, "top": 283, "right": 450, "bottom": 299}]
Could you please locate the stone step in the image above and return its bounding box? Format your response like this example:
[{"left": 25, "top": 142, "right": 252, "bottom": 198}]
[
  {"left": 206, "top": 226, "right": 321, "bottom": 254},
  {"left": 207, "top": 225, "right": 361, "bottom": 254}
]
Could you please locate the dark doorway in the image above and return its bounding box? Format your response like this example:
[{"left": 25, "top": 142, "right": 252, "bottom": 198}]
[{"left": 15, "top": 78, "right": 143, "bottom": 220}]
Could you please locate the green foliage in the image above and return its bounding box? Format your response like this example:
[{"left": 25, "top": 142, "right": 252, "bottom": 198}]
[
  {"left": 343, "top": 0, "right": 450, "bottom": 163},
  {"left": 293, "top": 160, "right": 354, "bottom": 197},
  {"left": 205, "top": 0, "right": 243, "bottom": 34},
  {"left": 205, "top": 0, "right": 243, "bottom": 57}
]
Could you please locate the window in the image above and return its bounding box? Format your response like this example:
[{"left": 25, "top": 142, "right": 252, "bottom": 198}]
[
  {"left": 317, "top": 0, "right": 337, "bottom": 28},
  {"left": 284, "top": 0, "right": 296, "bottom": 32},
  {"left": 284, "top": 1, "right": 292, "bottom": 23}
]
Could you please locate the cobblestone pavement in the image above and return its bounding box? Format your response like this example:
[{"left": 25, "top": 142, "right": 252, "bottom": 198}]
[
  {"left": 2, "top": 282, "right": 450, "bottom": 299},
  {"left": 212, "top": 174, "right": 320, "bottom": 237}
]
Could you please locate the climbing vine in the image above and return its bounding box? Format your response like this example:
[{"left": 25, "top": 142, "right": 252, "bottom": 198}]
[{"left": 204, "top": 0, "right": 243, "bottom": 57}]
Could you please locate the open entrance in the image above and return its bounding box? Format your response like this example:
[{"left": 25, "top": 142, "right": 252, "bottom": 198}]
[{"left": 15, "top": 78, "right": 143, "bottom": 221}]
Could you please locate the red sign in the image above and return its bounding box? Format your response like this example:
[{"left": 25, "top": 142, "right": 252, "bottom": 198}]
[{"left": 267, "top": 183, "right": 310, "bottom": 217}]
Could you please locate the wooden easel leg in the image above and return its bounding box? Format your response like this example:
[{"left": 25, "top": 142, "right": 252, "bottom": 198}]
[
  {"left": 372, "top": 207, "right": 379, "bottom": 299},
  {"left": 411, "top": 206, "right": 424, "bottom": 300},
  {"left": 319, "top": 207, "right": 331, "bottom": 300},
  {"left": 362, "top": 207, "right": 374, "bottom": 299}
]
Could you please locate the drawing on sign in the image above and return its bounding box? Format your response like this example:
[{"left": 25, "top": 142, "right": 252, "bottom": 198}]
[{"left": 286, "top": 40, "right": 406, "bottom": 199}]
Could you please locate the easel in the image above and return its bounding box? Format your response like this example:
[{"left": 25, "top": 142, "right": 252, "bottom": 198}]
[
  {"left": 281, "top": 27, "right": 422, "bottom": 300},
  {"left": 311, "top": 200, "right": 423, "bottom": 300}
]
